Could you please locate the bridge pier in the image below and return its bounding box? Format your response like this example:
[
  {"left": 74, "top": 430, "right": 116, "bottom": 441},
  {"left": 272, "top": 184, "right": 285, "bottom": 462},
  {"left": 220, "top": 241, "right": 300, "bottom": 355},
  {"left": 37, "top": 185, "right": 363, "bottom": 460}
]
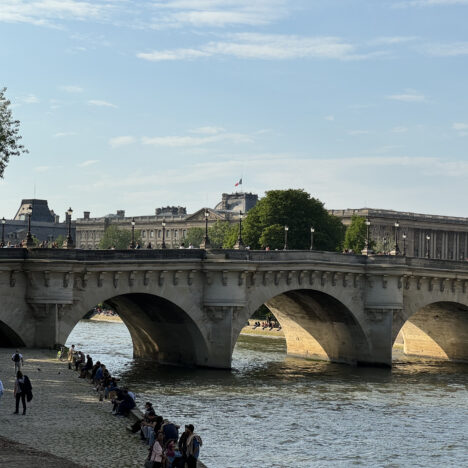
[{"left": 29, "top": 303, "right": 69, "bottom": 348}]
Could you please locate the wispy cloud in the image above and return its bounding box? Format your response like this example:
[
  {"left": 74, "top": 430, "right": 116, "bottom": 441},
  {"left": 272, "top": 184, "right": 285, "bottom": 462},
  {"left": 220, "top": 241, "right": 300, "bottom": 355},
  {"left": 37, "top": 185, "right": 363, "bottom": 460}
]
[
  {"left": 109, "top": 136, "right": 136, "bottom": 148},
  {"left": 421, "top": 42, "right": 468, "bottom": 56},
  {"left": 54, "top": 131, "right": 77, "bottom": 138},
  {"left": 347, "top": 130, "right": 371, "bottom": 136},
  {"left": 142, "top": 128, "right": 253, "bottom": 147},
  {"left": 387, "top": 91, "right": 426, "bottom": 102},
  {"left": 370, "top": 36, "right": 419, "bottom": 45},
  {"left": 87, "top": 99, "right": 117, "bottom": 108},
  {"left": 396, "top": 0, "right": 468, "bottom": 7},
  {"left": 18, "top": 94, "right": 40, "bottom": 104},
  {"left": 391, "top": 126, "right": 409, "bottom": 133},
  {"left": 453, "top": 122, "right": 468, "bottom": 136},
  {"left": 324, "top": 115, "right": 335, "bottom": 121},
  {"left": 77, "top": 159, "right": 99, "bottom": 167},
  {"left": 189, "top": 126, "right": 226, "bottom": 134},
  {"left": 137, "top": 33, "right": 381, "bottom": 62},
  {"left": 59, "top": 85, "right": 84, "bottom": 93}
]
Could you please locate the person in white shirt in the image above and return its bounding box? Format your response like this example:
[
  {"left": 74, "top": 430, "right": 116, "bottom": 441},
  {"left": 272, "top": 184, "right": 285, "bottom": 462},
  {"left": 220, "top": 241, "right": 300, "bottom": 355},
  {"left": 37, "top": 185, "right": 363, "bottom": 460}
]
[{"left": 12, "top": 350, "right": 23, "bottom": 373}]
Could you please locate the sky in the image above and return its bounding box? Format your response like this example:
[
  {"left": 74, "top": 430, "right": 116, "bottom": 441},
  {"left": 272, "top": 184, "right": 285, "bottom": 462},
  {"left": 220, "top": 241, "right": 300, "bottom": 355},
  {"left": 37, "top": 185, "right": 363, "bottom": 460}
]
[{"left": 1, "top": 0, "right": 468, "bottom": 220}]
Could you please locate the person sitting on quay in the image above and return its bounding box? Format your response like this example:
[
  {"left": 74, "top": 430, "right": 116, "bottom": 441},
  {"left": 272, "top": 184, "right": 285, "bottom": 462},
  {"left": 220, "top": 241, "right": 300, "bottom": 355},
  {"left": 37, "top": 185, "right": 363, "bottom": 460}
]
[
  {"left": 79, "top": 354, "right": 93, "bottom": 378},
  {"left": 105, "top": 377, "right": 119, "bottom": 399},
  {"left": 113, "top": 389, "right": 136, "bottom": 416},
  {"left": 162, "top": 419, "right": 179, "bottom": 446},
  {"left": 129, "top": 401, "right": 156, "bottom": 434},
  {"left": 93, "top": 362, "right": 105, "bottom": 385},
  {"left": 142, "top": 414, "right": 163, "bottom": 446}
]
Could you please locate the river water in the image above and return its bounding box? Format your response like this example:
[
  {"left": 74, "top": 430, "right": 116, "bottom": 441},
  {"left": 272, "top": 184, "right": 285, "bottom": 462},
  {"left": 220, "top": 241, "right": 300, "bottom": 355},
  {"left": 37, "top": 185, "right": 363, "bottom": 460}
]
[{"left": 67, "top": 320, "right": 468, "bottom": 468}]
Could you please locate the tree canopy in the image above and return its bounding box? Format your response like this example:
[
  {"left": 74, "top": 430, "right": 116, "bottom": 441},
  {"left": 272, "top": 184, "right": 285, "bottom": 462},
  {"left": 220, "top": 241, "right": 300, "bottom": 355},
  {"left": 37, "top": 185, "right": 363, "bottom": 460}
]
[
  {"left": 242, "top": 189, "right": 345, "bottom": 251},
  {"left": 98, "top": 225, "right": 141, "bottom": 249},
  {"left": 0, "top": 87, "right": 28, "bottom": 178},
  {"left": 343, "top": 215, "right": 376, "bottom": 253},
  {"left": 184, "top": 227, "right": 204, "bottom": 248}
]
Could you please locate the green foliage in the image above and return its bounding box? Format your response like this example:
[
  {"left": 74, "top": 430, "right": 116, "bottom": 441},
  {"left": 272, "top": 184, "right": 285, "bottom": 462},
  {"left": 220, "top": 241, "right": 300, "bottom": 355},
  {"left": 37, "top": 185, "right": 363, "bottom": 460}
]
[
  {"left": 184, "top": 227, "right": 204, "bottom": 248},
  {"left": 242, "top": 189, "right": 345, "bottom": 251},
  {"left": 343, "top": 215, "right": 374, "bottom": 253},
  {"left": 98, "top": 225, "right": 141, "bottom": 250},
  {"left": 251, "top": 304, "right": 273, "bottom": 320},
  {"left": 54, "top": 234, "right": 65, "bottom": 248},
  {"left": 222, "top": 224, "right": 239, "bottom": 248},
  {"left": 0, "top": 87, "right": 28, "bottom": 178},
  {"left": 208, "top": 221, "right": 232, "bottom": 248}
]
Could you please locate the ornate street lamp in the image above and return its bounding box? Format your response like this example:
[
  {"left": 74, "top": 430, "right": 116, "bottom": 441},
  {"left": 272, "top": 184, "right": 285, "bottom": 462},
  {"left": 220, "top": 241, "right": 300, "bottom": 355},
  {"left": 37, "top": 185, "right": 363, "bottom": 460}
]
[
  {"left": 234, "top": 211, "right": 244, "bottom": 250},
  {"left": 361, "top": 217, "right": 373, "bottom": 255},
  {"left": 200, "top": 209, "right": 211, "bottom": 249},
  {"left": 391, "top": 220, "right": 400, "bottom": 255},
  {"left": 283, "top": 225, "right": 289, "bottom": 250},
  {"left": 1, "top": 217, "right": 5, "bottom": 248},
  {"left": 310, "top": 227, "right": 315, "bottom": 251},
  {"left": 130, "top": 217, "right": 136, "bottom": 249},
  {"left": 402, "top": 232, "right": 407, "bottom": 256},
  {"left": 161, "top": 218, "right": 167, "bottom": 249},
  {"left": 64, "top": 207, "right": 75, "bottom": 249},
  {"left": 25, "top": 204, "right": 34, "bottom": 248},
  {"left": 426, "top": 234, "right": 431, "bottom": 258}
]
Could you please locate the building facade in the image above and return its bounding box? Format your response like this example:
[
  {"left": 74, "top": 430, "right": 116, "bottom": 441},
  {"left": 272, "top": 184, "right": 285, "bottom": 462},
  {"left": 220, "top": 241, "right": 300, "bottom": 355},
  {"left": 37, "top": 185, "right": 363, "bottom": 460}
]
[
  {"left": 2, "top": 199, "right": 74, "bottom": 246},
  {"left": 76, "top": 192, "right": 258, "bottom": 249},
  {"left": 330, "top": 208, "right": 468, "bottom": 260}
]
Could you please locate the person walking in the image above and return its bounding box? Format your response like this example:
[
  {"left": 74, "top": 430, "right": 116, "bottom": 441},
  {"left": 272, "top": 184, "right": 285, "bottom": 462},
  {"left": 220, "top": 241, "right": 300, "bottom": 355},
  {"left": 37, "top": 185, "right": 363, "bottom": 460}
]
[
  {"left": 14, "top": 371, "right": 32, "bottom": 415},
  {"left": 11, "top": 349, "right": 24, "bottom": 373}
]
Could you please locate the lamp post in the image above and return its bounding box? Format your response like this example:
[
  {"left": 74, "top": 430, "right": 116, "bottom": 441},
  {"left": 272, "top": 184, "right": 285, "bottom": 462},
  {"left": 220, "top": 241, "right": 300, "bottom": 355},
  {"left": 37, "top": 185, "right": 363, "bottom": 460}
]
[
  {"left": 25, "top": 204, "right": 34, "bottom": 248},
  {"left": 200, "top": 209, "right": 211, "bottom": 249},
  {"left": 161, "top": 218, "right": 167, "bottom": 249},
  {"left": 402, "top": 232, "right": 407, "bottom": 256},
  {"left": 283, "top": 225, "right": 289, "bottom": 250},
  {"left": 234, "top": 211, "right": 244, "bottom": 249},
  {"left": 64, "top": 207, "right": 74, "bottom": 249},
  {"left": 1, "top": 217, "right": 5, "bottom": 248},
  {"left": 361, "top": 217, "right": 373, "bottom": 255},
  {"left": 391, "top": 220, "right": 400, "bottom": 255},
  {"left": 426, "top": 234, "right": 431, "bottom": 258},
  {"left": 130, "top": 217, "right": 136, "bottom": 249},
  {"left": 310, "top": 227, "right": 315, "bottom": 251}
]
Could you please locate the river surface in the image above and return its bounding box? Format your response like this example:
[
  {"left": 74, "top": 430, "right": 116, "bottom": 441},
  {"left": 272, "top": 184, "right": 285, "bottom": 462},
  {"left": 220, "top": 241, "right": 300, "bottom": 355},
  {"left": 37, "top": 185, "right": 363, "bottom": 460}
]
[{"left": 67, "top": 320, "right": 468, "bottom": 468}]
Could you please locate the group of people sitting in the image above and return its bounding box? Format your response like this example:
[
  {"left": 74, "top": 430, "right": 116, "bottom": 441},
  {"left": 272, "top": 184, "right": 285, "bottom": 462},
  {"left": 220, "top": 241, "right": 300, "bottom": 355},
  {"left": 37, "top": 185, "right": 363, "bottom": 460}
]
[
  {"left": 65, "top": 345, "right": 202, "bottom": 467},
  {"left": 252, "top": 320, "right": 282, "bottom": 331}
]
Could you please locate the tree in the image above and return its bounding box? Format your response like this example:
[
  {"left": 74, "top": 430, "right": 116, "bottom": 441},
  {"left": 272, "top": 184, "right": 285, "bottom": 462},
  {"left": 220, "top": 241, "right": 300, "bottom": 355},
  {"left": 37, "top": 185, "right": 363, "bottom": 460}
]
[
  {"left": 98, "top": 225, "right": 141, "bottom": 249},
  {"left": 208, "top": 221, "right": 232, "bottom": 248},
  {"left": 242, "top": 189, "right": 345, "bottom": 251},
  {"left": 0, "top": 87, "right": 28, "bottom": 178},
  {"left": 222, "top": 224, "right": 239, "bottom": 248},
  {"left": 184, "top": 227, "right": 204, "bottom": 248},
  {"left": 343, "top": 215, "right": 375, "bottom": 253}
]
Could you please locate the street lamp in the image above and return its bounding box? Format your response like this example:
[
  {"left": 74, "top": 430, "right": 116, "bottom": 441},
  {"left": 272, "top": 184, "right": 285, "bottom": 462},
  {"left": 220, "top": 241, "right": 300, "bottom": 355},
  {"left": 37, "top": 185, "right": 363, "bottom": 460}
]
[
  {"left": 426, "top": 234, "right": 431, "bottom": 258},
  {"left": 234, "top": 211, "right": 244, "bottom": 249},
  {"left": 402, "top": 232, "right": 407, "bottom": 256},
  {"left": 391, "top": 220, "right": 400, "bottom": 255},
  {"left": 361, "top": 217, "right": 373, "bottom": 255},
  {"left": 310, "top": 227, "right": 315, "bottom": 251},
  {"left": 25, "top": 204, "right": 34, "bottom": 248},
  {"left": 283, "top": 225, "right": 289, "bottom": 250},
  {"left": 130, "top": 217, "right": 136, "bottom": 249},
  {"left": 1, "top": 217, "right": 5, "bottom": 248},
  {"left": 200, "top": 209, "right": 211, "bottom": 249},
  {"left": 64, "top": 207, "right": 74, "bottom": 249},
  {"left": 161, "top": 218, "right": 167, "bottom": 249}
]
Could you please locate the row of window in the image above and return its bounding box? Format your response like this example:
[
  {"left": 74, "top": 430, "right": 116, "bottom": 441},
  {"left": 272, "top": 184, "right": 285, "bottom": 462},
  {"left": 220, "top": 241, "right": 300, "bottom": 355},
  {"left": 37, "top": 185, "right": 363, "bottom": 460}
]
[{"left": 141, "top": 229, "right": 187, "bottom": 239}]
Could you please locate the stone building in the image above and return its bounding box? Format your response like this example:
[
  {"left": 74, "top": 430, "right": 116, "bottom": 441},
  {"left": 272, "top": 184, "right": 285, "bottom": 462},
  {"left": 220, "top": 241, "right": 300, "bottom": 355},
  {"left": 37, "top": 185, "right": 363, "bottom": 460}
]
[
  {"left": 75, "top": 192, "right": 258, "bottom": 249},
  {"left": 330, "top": 208, "right": 468, "bottom": 260},
  {"left": 1, "top": 199, "right": 75, "bottom": 245}
]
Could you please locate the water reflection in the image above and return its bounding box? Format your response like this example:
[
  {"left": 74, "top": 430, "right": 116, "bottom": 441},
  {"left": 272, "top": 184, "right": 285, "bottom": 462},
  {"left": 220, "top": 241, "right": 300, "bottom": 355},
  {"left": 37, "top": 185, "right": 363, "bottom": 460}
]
[{"left": 67, "top": 321, "right": 468, "bottom": 468}]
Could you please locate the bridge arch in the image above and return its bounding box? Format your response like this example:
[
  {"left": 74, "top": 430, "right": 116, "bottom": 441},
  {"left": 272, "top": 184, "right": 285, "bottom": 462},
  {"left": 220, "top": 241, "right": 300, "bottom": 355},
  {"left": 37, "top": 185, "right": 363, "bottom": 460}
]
[
  {"left": 236, "top": 286, "right": 372, "bottom": 365},
  {"left": 62, "top": 290, "right": 210, "bottom": 367},
  {"left": 394, "top": 299, "right": 468, "bottom": 362},
  {"left": 0, "top": 319, "right": 25, "bottom": 347}
]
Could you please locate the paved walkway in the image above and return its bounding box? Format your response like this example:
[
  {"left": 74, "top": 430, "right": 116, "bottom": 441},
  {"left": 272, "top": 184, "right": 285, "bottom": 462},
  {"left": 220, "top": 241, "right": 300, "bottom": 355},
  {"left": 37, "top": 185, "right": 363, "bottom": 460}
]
[{"left": 0, "top": 349, "right": 149, "bottom": 467}]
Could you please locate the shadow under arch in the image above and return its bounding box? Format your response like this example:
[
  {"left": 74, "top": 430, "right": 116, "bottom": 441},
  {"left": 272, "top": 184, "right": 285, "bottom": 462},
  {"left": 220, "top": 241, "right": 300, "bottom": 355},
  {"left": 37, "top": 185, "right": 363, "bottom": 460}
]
[
  {"left": 67, "top": 293, "right": 210, "bottom": 367},
  {"left": 241, "top": 289, "right": 371, "bottom": 366},
  {"left": 394, "top": 301, "right": 468, "bottom": 362},
  {"left": 0, "top": 320, "right": 25, "bottom": 347}
]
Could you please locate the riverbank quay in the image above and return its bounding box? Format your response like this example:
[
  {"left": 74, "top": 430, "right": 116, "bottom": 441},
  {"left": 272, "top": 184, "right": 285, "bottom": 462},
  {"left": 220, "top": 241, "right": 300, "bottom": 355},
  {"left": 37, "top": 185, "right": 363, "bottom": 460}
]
[{"left": 0, "top": 348, "right": 149, "bottom": 467}]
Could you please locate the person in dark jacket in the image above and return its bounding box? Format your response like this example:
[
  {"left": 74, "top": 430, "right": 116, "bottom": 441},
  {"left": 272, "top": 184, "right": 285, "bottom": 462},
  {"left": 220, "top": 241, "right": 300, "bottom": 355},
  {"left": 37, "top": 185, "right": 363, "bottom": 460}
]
[{"left": 14, "top": 371, "right": 32, "bottom": 415}]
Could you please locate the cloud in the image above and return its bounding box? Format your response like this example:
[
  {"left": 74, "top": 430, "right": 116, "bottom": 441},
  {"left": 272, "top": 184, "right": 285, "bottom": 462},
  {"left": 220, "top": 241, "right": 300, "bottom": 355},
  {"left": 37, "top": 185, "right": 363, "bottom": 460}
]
[
  {"left": 370, "top": 36, "right": 419, "bottom": 45},
  {"left": 18, "top": 94, "right": 40, "bottom": 104},
  {"left": 59, "top": 85, "right": 83, "bottom": 93},
  {"left": 453, "top": 122, "right": 468, "bottom": 136},
  {"left": 324, "top": 115, "right": 335, "bottom": 121},
  {"left": 53, "top": 131, "right": 77, "bottom": 138},
  {"left": 137, "top": 33, "right": 378, "bottom": 62},
  {"left": 422, "top": 42, "right": 468, "bottom": 56},
  {"left": 347, "top": 130, "right": 371, "bottom": 136},
  {"left": 109, "top": 136, "right": 136, "bottom": 148},
  {"left": 142, "top": 128, "right": 252, "bottom": 147},
  {"left": 391, "top": 126, "right": 409, "bottom": 133},
  {"left": 87, "top": 99, "right": 117, "bottom": 108},
  {"left": 396, "top": 0, "right": 468, "bottom": 6},
  {"left": 387, "top": 91, "right": 426, "bottom": 102},
  {"left": 77, "top": 159, "right": 99, "bottom": 167}
]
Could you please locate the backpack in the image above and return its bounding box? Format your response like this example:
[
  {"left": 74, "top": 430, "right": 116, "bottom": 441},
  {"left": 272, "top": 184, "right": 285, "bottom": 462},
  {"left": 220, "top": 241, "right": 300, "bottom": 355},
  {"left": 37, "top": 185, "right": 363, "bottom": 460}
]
[{"left": 12, "top": 353, "right": 20, "bottom": 362}]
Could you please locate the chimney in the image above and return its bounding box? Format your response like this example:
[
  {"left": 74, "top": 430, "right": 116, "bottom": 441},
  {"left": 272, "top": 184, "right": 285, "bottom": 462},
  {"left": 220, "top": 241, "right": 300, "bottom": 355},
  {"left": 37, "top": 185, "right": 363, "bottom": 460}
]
[
  {"left": 116, "top": 210, "right": 125, "bottom": 218},
  {"left": 83, "top": 211, "right": 90, "bottom": 220}
]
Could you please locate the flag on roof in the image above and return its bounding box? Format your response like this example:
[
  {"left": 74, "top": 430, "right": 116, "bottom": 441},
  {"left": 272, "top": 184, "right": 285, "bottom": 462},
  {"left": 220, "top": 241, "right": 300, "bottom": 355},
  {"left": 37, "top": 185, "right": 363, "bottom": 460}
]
[{"left": 235, "top": 178, "right": 242, "bottom": 187}]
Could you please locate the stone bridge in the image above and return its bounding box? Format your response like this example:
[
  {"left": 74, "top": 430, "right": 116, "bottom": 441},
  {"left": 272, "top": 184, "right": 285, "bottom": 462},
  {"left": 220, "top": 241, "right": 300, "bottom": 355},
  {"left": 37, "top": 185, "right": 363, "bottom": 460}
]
[{"left": 1, "top": 249, "right": 467, "bottom": 368}]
